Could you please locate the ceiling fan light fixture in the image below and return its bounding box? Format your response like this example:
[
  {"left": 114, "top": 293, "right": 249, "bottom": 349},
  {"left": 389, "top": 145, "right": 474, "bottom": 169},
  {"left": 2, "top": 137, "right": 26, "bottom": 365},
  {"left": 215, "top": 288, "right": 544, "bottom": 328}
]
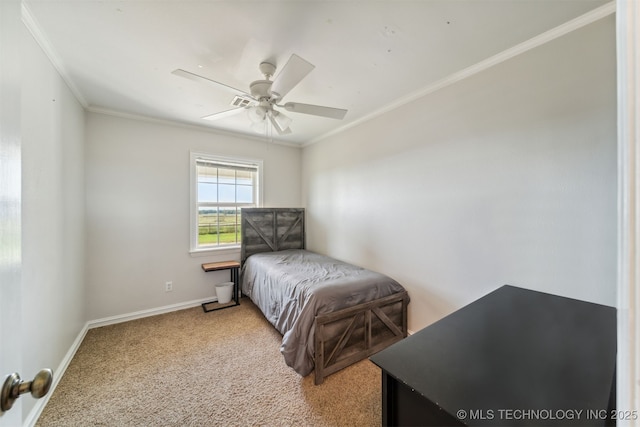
[
  {"left": 247, "top": 106, "right": 267, "bottom": 123},
  {"left": 267, "top": 110, "right": 292, "bottom": 135},
  {"left": 271, "top": 110, "right": 292, "bottom": 130}
]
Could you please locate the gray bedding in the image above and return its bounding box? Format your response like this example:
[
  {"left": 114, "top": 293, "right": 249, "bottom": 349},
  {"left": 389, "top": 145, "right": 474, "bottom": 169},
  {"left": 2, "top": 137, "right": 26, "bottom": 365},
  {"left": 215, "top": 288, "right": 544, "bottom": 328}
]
[{"left": 240, "top": 249, "right": 406, "bottom": 376}]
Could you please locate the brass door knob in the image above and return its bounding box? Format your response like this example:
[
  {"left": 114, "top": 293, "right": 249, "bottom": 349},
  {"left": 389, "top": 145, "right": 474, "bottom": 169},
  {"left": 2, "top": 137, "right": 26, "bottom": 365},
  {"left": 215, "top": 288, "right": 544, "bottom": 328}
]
[{"left": 1, "top": 369, "right": 53, "bottom": 412}]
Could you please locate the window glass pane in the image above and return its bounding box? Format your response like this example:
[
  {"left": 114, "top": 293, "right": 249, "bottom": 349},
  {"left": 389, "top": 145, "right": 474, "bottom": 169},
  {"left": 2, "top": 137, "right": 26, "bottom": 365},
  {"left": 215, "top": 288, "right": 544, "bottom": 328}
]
[
  {"left": 217, "top": 207, "right": 239, "bottom": 245},
  {"left": 218, "top": 184, "right": 236, "bottom": 203},
  {"left": 237, "top": 185, "right": 253, "bottom": 203},
  {"left": 198, "top": 207, "right": 219, "bottom": 246},
  {"left": 198, "top": 183, "right": 217, "bottom": 203}
]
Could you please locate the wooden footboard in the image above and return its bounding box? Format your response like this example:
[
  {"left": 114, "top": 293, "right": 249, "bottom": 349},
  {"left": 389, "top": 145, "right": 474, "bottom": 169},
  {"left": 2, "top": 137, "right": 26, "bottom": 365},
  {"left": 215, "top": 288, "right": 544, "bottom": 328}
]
[{"left": 313, "top": 290, "right": 409, "bottom": 385}]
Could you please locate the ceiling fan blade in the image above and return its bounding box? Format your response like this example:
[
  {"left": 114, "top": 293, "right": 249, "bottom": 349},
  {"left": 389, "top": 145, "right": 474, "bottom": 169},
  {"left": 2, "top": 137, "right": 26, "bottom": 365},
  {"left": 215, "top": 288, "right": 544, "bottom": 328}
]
[
  {"left": 282, "top": 102, "right": 347, "bottom": 120},
  {"left": 201, "top": 107, "right": 245, "bottom": 121},
  {"left": 268, "top": 111, "right": 292, "bottom": 135},
  {"left": 270, "top": 54, "right": 315, "bottom": 100},
  {"left": 172, "top": 69, "right": 252, "bottom": 97}
]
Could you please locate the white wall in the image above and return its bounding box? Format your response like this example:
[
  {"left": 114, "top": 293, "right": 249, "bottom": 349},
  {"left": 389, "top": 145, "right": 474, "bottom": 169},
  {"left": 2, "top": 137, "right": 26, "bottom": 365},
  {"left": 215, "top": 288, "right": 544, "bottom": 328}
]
[
  {"left": 20, "top": 26, "right": 86, "bottom": 420},
  {"left": 85, "top": 113, "right": 302, "bottom": 320},
  {"left": 302, "top": 16, "right": 617, "bottom": 331}
]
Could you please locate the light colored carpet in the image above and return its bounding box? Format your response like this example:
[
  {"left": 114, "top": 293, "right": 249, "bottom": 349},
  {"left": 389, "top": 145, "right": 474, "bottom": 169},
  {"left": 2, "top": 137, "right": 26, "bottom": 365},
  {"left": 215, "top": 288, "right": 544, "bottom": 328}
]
[{"left": 36, "top": 300, "right": 382, "bottom": 426}]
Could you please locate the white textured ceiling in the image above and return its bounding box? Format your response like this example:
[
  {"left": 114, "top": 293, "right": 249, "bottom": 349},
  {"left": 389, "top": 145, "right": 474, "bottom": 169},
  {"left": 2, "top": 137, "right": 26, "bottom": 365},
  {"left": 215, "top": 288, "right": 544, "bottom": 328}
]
[{"left": 23, "top": 0, "right": 610, "bottom": 145}]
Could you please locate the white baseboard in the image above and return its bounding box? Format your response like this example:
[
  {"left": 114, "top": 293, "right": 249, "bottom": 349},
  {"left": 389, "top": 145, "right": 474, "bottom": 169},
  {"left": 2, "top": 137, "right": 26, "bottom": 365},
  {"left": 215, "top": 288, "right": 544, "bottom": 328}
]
[
  {"left": 87, "top": 297, "right": 216, "bottom": 329},
  {"left": 24, "top": 297, "right": 215, "bottom": 427},
  {"left": 24, "top": 323, "right": 89, "bottom": 427}
]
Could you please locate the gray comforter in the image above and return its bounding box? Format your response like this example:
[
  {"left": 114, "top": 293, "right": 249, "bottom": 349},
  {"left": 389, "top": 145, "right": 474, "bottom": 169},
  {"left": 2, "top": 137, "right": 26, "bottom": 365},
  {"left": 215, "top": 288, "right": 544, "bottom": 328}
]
[{"left": 241, "top": 249, "right": 406, "bottom": 376}]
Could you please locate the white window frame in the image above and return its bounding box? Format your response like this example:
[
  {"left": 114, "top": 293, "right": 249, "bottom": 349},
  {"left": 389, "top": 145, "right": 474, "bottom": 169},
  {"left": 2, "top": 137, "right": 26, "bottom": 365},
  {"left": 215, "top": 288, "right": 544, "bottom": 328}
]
[{"left": 189, "top": 151, "right": 263, "bottom": 255}]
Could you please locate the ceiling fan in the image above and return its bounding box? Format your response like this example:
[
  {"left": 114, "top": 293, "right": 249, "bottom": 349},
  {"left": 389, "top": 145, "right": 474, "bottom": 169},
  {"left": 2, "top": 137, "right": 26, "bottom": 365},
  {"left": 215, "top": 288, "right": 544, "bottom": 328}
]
[{"left": 172, "top": 54, "right": 347, "bottom": 135}]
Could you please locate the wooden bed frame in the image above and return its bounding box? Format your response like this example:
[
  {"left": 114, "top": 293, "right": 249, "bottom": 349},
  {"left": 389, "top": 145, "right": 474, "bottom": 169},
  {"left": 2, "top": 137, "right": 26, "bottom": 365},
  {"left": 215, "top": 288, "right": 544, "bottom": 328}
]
[{"left": 241, "top": 207, "right": 409, "bottom": 385}]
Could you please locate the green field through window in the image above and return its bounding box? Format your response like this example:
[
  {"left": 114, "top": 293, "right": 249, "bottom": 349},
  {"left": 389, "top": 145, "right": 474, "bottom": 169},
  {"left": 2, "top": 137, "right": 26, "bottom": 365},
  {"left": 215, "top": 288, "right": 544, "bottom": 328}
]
[{"left": 198, "top": 212, "right": 240, "bottom": 245}]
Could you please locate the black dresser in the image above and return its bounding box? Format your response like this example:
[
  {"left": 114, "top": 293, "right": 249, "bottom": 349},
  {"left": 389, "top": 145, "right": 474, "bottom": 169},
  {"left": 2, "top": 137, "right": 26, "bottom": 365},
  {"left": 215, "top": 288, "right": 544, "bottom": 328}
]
[{"left": 370, "top": 285, "right": 616, "bottom": 427}]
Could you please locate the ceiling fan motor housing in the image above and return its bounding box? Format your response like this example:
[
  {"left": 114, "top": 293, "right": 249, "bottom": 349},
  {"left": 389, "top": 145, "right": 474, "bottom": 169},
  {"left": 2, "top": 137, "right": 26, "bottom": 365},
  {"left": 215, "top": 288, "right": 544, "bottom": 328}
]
[{"left": 250, "top": 80, "right": 273, "bottom": 100}]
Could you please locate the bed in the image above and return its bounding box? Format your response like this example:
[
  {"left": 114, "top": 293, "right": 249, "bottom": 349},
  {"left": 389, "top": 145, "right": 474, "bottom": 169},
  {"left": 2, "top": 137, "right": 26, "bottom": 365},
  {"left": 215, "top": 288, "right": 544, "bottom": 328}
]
[{"left": 240, "top": 207, "right": 409, "bottom": 385}]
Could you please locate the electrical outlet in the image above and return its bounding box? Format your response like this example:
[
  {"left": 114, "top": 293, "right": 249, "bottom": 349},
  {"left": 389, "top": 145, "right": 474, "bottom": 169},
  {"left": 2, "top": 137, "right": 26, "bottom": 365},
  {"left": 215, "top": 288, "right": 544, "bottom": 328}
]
[{"left": 165, "top": 281, "right": 173, "bottom": 292}]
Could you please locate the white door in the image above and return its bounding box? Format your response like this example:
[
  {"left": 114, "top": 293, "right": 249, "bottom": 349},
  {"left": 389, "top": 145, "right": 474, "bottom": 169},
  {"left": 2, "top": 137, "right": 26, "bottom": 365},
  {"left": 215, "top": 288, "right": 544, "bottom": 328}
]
[{"left": 1, "top": 0, "right": 24, "bottom": 425}]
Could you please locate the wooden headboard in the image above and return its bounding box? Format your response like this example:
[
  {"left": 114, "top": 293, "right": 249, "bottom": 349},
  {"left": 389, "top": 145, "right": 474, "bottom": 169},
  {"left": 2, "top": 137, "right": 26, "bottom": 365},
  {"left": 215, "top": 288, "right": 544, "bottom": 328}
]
[{"left": 241, "top": 208, "right": 305, "bottom": 266}]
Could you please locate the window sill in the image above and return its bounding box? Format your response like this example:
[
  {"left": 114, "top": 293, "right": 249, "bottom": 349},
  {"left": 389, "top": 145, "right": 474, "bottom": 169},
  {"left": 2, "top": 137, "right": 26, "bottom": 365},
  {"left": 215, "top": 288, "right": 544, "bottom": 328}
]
[{"left": 189, "top": 246, "right": 241, "bottom": 258}]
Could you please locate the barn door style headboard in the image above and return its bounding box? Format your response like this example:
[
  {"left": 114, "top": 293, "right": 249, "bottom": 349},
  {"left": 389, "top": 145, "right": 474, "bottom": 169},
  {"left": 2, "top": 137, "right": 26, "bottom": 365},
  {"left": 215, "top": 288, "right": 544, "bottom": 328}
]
[{"left": 241, "top": 208, "right": 305, "bottom": 266}]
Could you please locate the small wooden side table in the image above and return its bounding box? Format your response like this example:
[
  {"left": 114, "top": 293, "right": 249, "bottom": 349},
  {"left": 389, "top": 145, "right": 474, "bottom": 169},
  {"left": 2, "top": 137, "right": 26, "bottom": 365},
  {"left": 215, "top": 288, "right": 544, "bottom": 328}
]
[{"left": 201, "top": 260, "right": 240, "bottom": 313}]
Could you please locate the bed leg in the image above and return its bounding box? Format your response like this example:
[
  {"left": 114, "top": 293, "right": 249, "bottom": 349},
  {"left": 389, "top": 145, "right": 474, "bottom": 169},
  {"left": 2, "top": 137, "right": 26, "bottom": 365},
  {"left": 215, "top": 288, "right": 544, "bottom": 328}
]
[{"left": 314, "top": 320, "right": 324, "bottom": 385}]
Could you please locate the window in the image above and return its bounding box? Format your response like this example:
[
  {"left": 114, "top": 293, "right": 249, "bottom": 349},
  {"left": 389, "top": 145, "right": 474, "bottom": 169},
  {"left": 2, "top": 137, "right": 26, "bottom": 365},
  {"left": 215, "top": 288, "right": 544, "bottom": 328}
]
[{"left": 190, "top": 152, "right": 262, "bottom": 252}]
